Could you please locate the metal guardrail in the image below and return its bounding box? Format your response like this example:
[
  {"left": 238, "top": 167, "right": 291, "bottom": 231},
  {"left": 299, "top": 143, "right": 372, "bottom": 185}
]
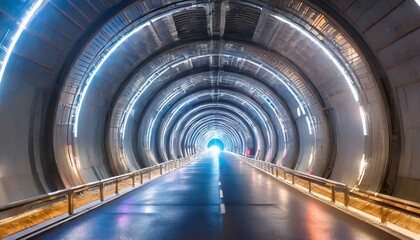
[
  {"left": 0, "top": 156, "right": 198, "bottom": 222},
  {"left": 244, "top": 158, "right": 420, "bottom": 225}
]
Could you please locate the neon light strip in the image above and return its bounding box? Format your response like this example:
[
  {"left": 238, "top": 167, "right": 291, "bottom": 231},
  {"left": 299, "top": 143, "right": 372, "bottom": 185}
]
[
  {"left": 119, "top": 54, "right": 310, "bottom": 141},
  {"left": 359, "top": 106, "right": 368, "bottom": 136},
  {"left": 270, "top": 13, "right": 367, "bottom": 136},
  {"left": 271, "top": 14, "right": 360, "bottom": 103},
  {"left": 242, "top": 58, "right": 307, "bottom": 115},
  {"left": 74, "top": 22, "right": 150, "bottom": 137},
  {"left": 74, "top": 4, "right": 207, "bottom": 137},
  {"left": 0, "top": 0, "right": 45, "bottom": 84},
  {"left": 120, "top": 68, "right": 168, "bottom": 139},
  {"left": 354, "top": 153, "right": 367, "bottom": 190},
  {"left": 305, "top": 116, "right": 313, "bottom": 135},
  {"left": 308, "top": 146, "right": 314, "bottom": 167},
  {"left": 145, "top": 89, "right": 180, "bottom": 146}
]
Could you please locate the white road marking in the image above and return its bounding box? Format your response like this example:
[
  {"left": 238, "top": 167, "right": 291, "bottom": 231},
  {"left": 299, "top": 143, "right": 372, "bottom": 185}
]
[
  {"left": 218, "top": 181, "right": 221, "bottom": 186},
  {"left": 220, "top": 204, "right": 226, "bottom": 214},
  {"left": 219, "top": 190, "right": 224, "bottom": 198}
]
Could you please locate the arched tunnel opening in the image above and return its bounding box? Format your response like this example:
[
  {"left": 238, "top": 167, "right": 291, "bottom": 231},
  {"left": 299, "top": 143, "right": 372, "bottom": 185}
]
[
  {"left": 207, "top": 138, "right": 225, "bottom": 152},
  {"left": 0, "top": 0, "right": 419, "bottom": 238}
]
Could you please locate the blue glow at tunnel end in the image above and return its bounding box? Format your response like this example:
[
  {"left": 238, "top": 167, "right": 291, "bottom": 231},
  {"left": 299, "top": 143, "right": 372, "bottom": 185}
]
[
  {"left": 207, "top": 138, "right": 224, "bottom": 156},
  {"left": 207, "top": 139, "right": 224, "bottom": 151},
  {"left": 209, "top": 145, "right": 221, "bottom": 155}
]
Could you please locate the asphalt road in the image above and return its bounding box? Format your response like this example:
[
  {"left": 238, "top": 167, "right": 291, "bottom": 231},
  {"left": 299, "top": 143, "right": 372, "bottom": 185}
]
[{"left": 33, "top": 152, "right": 398, "bottom": 240}]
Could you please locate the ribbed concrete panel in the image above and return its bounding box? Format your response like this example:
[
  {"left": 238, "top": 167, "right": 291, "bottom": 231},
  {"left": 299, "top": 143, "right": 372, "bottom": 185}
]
[
  {"left": 14, "top": 31, "right": 65, "bottom": 71},
  {"left": 28, "top": 17, "right": 74, "bottom": 53},
  {"left": 394, "top": 82, "right": 420, "bottom": 200},
  {"left": 4, "top": 55, "right": 55, "bottom": 88},
  {"left": 50, "top": 1, "right": 93, "bottom": 29},
  {"left": 0, "top": 79, "right": 48, "bottom": 204},
  {"left": 36, "top": 3, "right": 85, "bottom": 41},
  {"left": 376, "top": 30, "right": 420, "bottom": 70},
  {"left": 363, "top": 1, "right": 419, "bottom": 51},
  {"left": 343, "top": 0, "right": 378, "bottom": 21},
  {"left": 354, "top": 0, "right": 403, "bottom": 32}
]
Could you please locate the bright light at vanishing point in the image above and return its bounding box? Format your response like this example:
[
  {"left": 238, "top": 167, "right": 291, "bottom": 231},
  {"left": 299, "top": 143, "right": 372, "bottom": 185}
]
[{"left": 209, "top": 146, "right": 221, "bottom": 155}]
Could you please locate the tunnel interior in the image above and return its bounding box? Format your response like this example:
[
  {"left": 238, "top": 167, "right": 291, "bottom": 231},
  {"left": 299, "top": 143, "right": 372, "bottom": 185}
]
[{"left": 0, "top": 0, "right": 419, "bottom": 206}]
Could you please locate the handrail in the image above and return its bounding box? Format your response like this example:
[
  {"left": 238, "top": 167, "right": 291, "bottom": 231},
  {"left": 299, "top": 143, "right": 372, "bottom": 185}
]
[
  {"left": 349, "top": 189, "right": 420, "bottom": 216},
  {"left": 243, "top": 158, "right": 349, "bottom": 205},
  {"left": 0, "top": 189, "right": 70, "bottom": 212},
  {"left": 248, "top": 159, "right": 347, "bottom": 188},
  {"left": 243, "top": 157, "right": 420, "bottom": 223},
  {"left": 285, "top": 166, "right": 346, "bottom": 188},
  {"left": 0, "top": 155, "right": 199, "bottom": 220},
  {"left": 361, "top": 190, "right": 420, "bottom": 210}
]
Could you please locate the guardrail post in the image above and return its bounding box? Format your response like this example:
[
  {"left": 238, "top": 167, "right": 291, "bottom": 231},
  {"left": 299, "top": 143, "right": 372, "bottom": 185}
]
[
  {"left": 380, "top": 206, "right": 387, "bottom": 223},
  {"left": 68, "top": 190, "right": 74, "bottom": 215},
  {"left": 283, "top": 171, "right": 287, "bottom": 180},
  {"left": 132, "top": 173, "right": 135, "bottom": 187},
  {"left": 115, "top": 179, "right": 119, "bottom": 195},
  {"left": 344, "top": 188, "right": 349, "bottom": 207},
  {"left": 292, "top": 175, "right": 295, "bottom": 185},
  {"left": 331, "top": 186, "right": 335, "bottom": 203},
  {"left": 308, "top": 181, "right": 312, "bottom": 193},
  {"left": 140, "top": 172, "right": 143, "bottom": 184},
  {"left": 276, "top": 167, "right": 279, "bottom": 178},
  {"left": 160, "top": 165, "right": 163, "bottom": 175},
  {"left": 100, "top": 182, "right": 104, "bottom": 201}
]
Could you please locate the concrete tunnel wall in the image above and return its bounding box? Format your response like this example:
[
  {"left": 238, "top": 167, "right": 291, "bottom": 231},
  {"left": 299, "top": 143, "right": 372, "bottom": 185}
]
[{"left": 0, "top": 0, "right": 418, "bottom": 205}]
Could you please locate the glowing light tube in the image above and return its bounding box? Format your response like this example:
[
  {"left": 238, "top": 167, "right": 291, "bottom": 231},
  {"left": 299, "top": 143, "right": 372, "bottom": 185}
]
[
  {"left": 271, "top": 14, "right": 360, "bottom": 103},
  {"left": 0, "top": 0, "right": 45, "bottom": 84}
]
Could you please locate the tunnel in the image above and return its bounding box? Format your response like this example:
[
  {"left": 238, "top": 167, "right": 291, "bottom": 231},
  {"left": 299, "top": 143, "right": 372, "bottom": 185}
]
[{"left": 0, "top": 0, "right": 419, "bottom": 239}]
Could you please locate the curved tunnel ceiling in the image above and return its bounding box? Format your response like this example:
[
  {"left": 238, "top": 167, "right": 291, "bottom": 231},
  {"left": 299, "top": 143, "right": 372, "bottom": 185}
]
[{"left": 1, "top": 0, "right": 418, "bottom": 204}]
